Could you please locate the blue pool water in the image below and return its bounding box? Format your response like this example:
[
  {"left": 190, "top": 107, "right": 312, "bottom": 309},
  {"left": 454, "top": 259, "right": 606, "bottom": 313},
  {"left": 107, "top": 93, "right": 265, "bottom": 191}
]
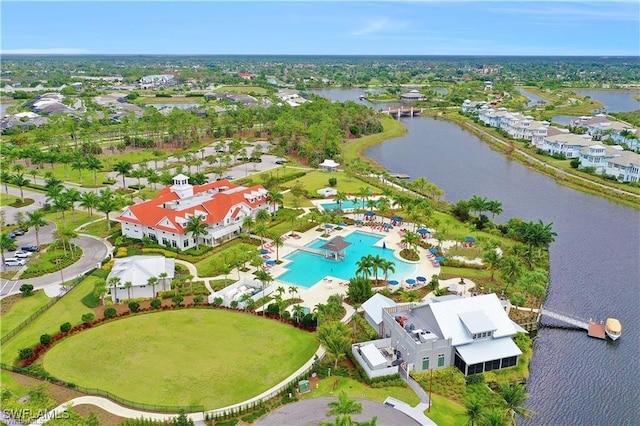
[
  {"left": 277, "top": 231, "right": 416, "bottom": 287},
  {"left": 319, "top": 199, "right": 363, "bottom": 211}
]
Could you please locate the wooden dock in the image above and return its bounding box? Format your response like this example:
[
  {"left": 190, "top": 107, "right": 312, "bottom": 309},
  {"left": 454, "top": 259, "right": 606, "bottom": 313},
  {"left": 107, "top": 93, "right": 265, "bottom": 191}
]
[
  {"left": 587, "top": 320, "right": 606, "bottom": 339},
  {"left": 389, "top": 173, "right": 411, "bottom": 180}
]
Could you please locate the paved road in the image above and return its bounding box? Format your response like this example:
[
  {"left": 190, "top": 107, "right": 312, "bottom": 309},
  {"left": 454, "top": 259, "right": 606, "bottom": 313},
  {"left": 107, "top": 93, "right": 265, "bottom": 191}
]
[
  {"left": 254, "top": 397, "right": 420, "bottom": 426},
  {"left": 0, "top": 235, "right": 110, "bottom": 298}
]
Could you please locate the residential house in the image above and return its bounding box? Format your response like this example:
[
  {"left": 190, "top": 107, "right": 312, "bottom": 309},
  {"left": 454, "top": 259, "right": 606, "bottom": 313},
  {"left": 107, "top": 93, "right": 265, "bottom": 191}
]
[
  {"left": 578, "top": 144, "right": 624, "bottom": 174},
  {"left": 362, "top": 293, "right": 397, "bottom": 336},
  {"left": 541, "top": 133, "right": 595, "bottom": 158},
  {"left": 604, "top": 151, "right": 640, "bottom": 182},
  {"left": 106, "top": 255, "right": 175, "bottom": 301},
  {"left": 116, "top": 174, "right": 274, "bottom": 249},
  {"left": 353, "top": 293, "right": 525, "bottom": 378},
  {"left": 609, "top": 127, "right": 639, "bottom": 152}
]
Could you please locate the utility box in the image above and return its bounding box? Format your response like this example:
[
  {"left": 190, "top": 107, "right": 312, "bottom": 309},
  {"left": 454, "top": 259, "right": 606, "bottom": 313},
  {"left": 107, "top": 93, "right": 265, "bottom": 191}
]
[{"left": 298, "top": 379, "right": 310, "bottom": 394}]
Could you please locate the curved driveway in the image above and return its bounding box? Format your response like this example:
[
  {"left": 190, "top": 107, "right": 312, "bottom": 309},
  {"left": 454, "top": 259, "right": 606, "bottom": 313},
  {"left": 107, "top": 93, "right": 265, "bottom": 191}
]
[
  {"left": 254, "top": 397, "right": 420, "bottom": 426},
  {"left": 0, "top": 235, "right": 110, "bottom": 297}
]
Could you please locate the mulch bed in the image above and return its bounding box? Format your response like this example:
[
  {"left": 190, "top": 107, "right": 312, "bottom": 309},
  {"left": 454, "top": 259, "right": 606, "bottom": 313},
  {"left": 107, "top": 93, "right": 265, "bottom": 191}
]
[{"left": 93, "top": 295, "right": 201, "bottom": 317}]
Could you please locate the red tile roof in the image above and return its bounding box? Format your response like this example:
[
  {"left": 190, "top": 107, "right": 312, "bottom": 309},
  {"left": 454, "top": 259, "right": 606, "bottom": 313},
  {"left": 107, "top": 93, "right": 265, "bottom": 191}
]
[{"left": 116, "top": 180, "right": 267, "bottom": 235}]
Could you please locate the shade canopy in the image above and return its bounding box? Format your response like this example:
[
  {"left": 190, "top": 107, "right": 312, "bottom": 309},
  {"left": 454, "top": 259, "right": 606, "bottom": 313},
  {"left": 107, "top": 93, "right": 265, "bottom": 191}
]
[
  {"left": 417, "top": 228, "right": 429, "bottom": 235},
  {"left": 417, "top": 276, "right": 427, "bottom": 282},
  {"left": 406, "top": 278, "right": 416, "bottom": 284},
  {"left": 355, "top": 219, "right": 363, "bottom": 224},
  {"left": 429, "top": 248, "right": 439, "bottom": 254},
  {"left": 384, "top": 223, "right": 392, "bottom": 228},
  {"left": 325, "top": 224, "right": 334, "bottom": 229},
  {"left": 338, "top": 222, "right": 347, "bottom": 226},
  {"left": 364, "top": 211, "right": 376, "bottom": 217},
  {"left": 436, "top": 256, "right": 445, "bottom": 262},
  {"left": 465, "top": 236, "right": 476, "bottom": 242},
  {"left": 388, "top": 280, "right": 399, "bottom": 285},
  {"left": 392, "top": 216, "right": 403, "bottom": 222},
  {"left": 266, "top": 260, "right": 276, "bottom": 265},
  {"left": 260, "top": 249, "right": 269, "bottom": 254}
]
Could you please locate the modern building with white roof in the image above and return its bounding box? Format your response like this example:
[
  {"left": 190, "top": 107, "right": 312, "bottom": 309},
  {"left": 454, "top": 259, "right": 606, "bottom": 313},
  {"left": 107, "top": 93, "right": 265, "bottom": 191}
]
[
  {"left": 106, "top": 255, "right": 175, "bottom": 302},
  {"left": 353, "top": 293, "right": 526, "bottom": 377},
  {"left": 362, "top": 293, "right": 397, "bottom": 336}
]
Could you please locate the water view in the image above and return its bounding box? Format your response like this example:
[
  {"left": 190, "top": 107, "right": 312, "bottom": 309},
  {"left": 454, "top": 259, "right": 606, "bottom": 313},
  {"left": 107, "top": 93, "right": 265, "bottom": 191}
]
[
  {"left": 316, "top": 89, "right": 639, "bottom": 425},
  {"left": 576, "top": 89, "right": 640, "bottom": 113},
  {"left": 518, "top": 88, "right": 546, "bottom": 107}
]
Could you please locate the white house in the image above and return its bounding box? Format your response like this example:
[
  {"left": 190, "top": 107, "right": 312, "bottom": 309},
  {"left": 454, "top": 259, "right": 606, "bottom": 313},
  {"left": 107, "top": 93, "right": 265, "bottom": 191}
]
[
  {"left": 116, "top": 175, "right": 274, "bottom": 249},
  {"left": 578, "top": 144, "right": 624, "bottom": 174},
  {"left": 541, "top": 133, "right": 595, "bottom": 158},
  {"left": 106, "top": 255, "right": 175, "bottom": 301},
  {"left": 353, "top": 293, "right": 526, "bottom": 378},
  {"left": 362, "top": 293, "right": 397, "bottom": 336},
  {"left": 604, "top": 151, "right": 640, "bottom": 182}
]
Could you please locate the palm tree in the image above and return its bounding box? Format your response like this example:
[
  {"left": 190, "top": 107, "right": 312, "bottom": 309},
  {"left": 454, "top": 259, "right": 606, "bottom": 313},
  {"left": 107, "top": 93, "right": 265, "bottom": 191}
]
[
  {"left": 519, "top": 220, "right": 557, "bottom": 256},
  {"left": 242, "top": 215, "right": 255, "bottom": 236},
  {"left": 184, "top": 214, "right": 208, "bottom": 250},
  {"left": 93, "top": 279, "right": 107, "bottom": 306},
  {"left": 497, "top": 382, "right": 533, "bottom": 424},
  {"left": 465, "top": 396, "right": 484, "bottom": 426},
  {"left": 479, "top": 407, "right": 508, "bottom": 426},
  {"left": 64, "top": 188, "right": 81, "bottom": 217},
  {"left": 401, "top": 231, "right": 420, "bottom": 254},
  {"left": 498, "top": 256, "right": 523, "bottom": 295},
  {"left": 71, "top": 158, "right": 85, "bottom": 184},
  {"left": 146, "top": 169, "right": 160, "bottom": 190},
  {"left": 272, "top": 234, "right": 284, "bottom": 261},
  {"left": 266, "top": 189, "right": 283, "bottom": 214},
  {"left": 124, "top": 281, "right": 133, "bottom": 300},
  {"left": 254, "top": 222, "right": 268, "bottom": 245},
  {"left": 317, "top": 321, "right": 352, "bottom": 369},
  {"left": 159, "top": 272, "right": 169, "bottom": 293},
  {"left": 469, "top": 195, "right": 489, "bottom": 216},
  {"left": 255, "top": 208, "right": 270, "bottom": 224},
  {"left": 26, "top": 210, "right": 47, "bottom": 247},
  {"left": 370, "top": 255, "right": 385, "bottom": 284},
  {"left": 288, "top": 285, "right": 299, "bottom": 301},
  {"left": 148, "top": 276, "right": 159, "bottom": 298},
  {"left": 108, "top": 276, "right": 121, "bottom": 302},
  {"left": 357, "top": 186, "right": 371, "bottom": 219},
  {"left": 11, "top": 173, "right": 30, "bottom": 201},
  {"left": 130, "top": 168, "right": 146, "bottom": 188},
  {"left": 51, "top": 194, "right": 71, "bottom": 222},
  {"left": 355, "top": 255, "right": 374, "bottom": 279},
  {"left": 0, "top": 232, "right": 17, "bottom": 267},
  {"left": 96, "top": 188, "right": 121, "bottom": 231},
  {"left": 113, "top": 160, "right": 133, "bottom": 188},
  {"left": 255, "top": 269, "right": 273, "bottom": 303},
  {"left": 85, "top": 156, "right": 102, "bottom": 187},
  {"left": 483, "top": 250, "right": 502, "bottom": 281},
  {"left": 335, "top": 191, "right": 348, "bottom": 211},
  {"left": 79, "top": 191, "right": 99, "bottom": 218},
  {"left": 327, "top": 391, "right": 363, "bottom": 417},
  {"left": 380, "top": 258, "right": 396, "bottom": 283},
  {"left": 486, "top": 200, "right": 504, "bottom": 220}
]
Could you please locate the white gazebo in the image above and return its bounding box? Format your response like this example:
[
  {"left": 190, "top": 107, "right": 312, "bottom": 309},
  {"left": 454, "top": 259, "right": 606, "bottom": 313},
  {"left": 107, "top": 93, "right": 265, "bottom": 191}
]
[{"left": 318, "top": 159, "right": 340, "bottom": 172}]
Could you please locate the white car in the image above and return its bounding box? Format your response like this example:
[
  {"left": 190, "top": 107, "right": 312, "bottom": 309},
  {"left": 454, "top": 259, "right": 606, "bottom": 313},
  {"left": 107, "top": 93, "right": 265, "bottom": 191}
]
[
  {"left": 5, "top": 258, "right": 26, "bottom": 267},
  {"left": 14, "top": 251, "right": 33, "bottom": 258}
]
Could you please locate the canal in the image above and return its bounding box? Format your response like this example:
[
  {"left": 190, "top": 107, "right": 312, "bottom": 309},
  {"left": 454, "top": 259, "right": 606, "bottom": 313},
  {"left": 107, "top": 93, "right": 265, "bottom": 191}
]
[{"left": 315, "top": 89, "right": 640, "bottom": 425}]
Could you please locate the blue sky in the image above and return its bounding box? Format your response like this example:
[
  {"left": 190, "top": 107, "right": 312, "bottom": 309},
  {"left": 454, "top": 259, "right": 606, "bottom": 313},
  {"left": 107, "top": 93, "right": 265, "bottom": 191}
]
[{"left": 1, "top": 1, "right": 638, "bottom": 56}]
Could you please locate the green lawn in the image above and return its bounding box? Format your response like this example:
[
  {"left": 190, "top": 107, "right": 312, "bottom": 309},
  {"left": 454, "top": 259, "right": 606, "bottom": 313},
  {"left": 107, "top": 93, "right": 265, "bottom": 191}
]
[
  {"left": 216, "top": 85, "right": 268, "bottom": 95},
  {"left": 0, "top": 193, "right": 34, "bottom": 208},
  {"left": 280, "top": 170, "right": 381, "bottom": 197},
  {"left": 194, "top": 242, "right": 256, "bottom": 277},
  {"left": 44, "top": 210, "right": 96, "bottom": 231},
  {"left": 0, "top": 290, "right": 52, "bottom": 338},
  {"left": 79, "top": 219, "right": 120, "bottom": 238},
  {"left": 425, "top": 394, "right": 467, "bottom": 426},
  {"left": 20, "top": 243, "right": 83, "bottom": 280},
  {"left": 0, "top": 275, "right": 100, "bottom": 365},
  {"left": 303, "top": 377, "right": 420, "bottom": 406},
  {"left": 43, "top": 309, "right": 318, "bottom": 409}
]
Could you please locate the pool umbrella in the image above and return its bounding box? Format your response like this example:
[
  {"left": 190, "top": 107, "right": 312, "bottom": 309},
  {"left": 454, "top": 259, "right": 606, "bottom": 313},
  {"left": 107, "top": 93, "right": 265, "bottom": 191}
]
[
  {"left": 417, "top": 276, "right": 427, "bottom": 283},
  {"left": 465, "top": 236, "right": 476, "bottom": 242},
  {"left": 429, "top": 248, "right": 439, "bottom": 254},
  {"left": 384, "top": 223, "right": 392, "bottom": 228},
  {"left": 260, "top": 249, "right": 269, "bottom": 255},
  {"left": 388, "top": 280, "right": 399, "bottom": 285},
  {"left": 266, "top": 260, "right": 276, "bottom": 266},
  {"left": 406, "top": 278, "right": 416, "bottom": 285},
  {"left": 392, "top": 216, "right": 403, "bottom": 222},
  {"left": 355, "top": 219, "right": 363, "bottom": 224},
  {"left": 338, "top": 222, "right": 346, "bottom": 227},
  {"left": 417, "top": 228, "right": 429, "bottom": 235},
  {"left": 435, "top": 256, "right": 445, "bottom": 262},
  {"left": 325, "top": 224, "right": 334, "bottom": 229}
]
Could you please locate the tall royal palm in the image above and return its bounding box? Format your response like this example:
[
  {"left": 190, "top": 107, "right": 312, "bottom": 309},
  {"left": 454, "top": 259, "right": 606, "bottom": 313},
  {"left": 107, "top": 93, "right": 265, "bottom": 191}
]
[
  {"left": 26, "top": 210, "right": 47, "bottom": 247},
  {"left": 11, "top": 173, "right": 30, "bottom": 201},
  {"left": 266, "top": 189, "right": 283, "bottom": 214},
  {"left": 79, "top": 191, "right": 99, "bottom": 218},
  {"left": 85, "top": 156, "right": 102, "bottom": 187},
  {"left": 113, "top": 160, "right": 133, "bottom": 188},
  {"left": 184, "top": 214, "right": 208, "bottom": 250},
  {"left": 96, "top": 188, "right": 121, "bottom": 231}
]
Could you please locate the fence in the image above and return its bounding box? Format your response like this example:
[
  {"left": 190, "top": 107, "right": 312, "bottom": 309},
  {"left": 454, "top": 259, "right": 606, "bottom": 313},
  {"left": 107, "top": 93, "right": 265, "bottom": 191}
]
[
  {"left": 0, "top": 363, "right": 204, "bottom": 414},
  {"left": 0, "top": 297, "right": 59, "bottom": 345}
]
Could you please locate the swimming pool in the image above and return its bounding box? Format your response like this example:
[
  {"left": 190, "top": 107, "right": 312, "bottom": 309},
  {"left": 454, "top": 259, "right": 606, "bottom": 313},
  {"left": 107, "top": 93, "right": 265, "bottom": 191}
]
[
  {"left": 319, "top": 199, "right": 364, "bottom": 211},
  {"left": 277, "top": 231, "right": 416, "bottom": 288}
]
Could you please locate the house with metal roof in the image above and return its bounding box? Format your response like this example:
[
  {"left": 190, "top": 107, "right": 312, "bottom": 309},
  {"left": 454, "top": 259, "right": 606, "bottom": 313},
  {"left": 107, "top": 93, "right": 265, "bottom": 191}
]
[
  {"left": 116, "top": 174, "right": 274, "bottom": 249},
  {"left": 353, "top": 293, "right": 526, "bottom": 377},
  {"left": 106, "top": 255, "right": 175, "bottom": 301}
]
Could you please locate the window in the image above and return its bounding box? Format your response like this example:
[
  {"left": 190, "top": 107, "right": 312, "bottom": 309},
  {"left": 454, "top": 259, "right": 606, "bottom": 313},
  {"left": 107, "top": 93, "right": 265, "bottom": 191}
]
[
  {"left": 422, "top": 357, "right": 429, "bottom": 370},
  {"left": 437, "top": 354, "right": 445, "bottom": 367},
  {"left": 183, "top": 240, "right": 189, "bottom": 248},
  {"left": 161, "top": 238, "right": 168, "bottom": 246},
  {"left": 171, "top": 240, "right": 177, "bottom": 248}
]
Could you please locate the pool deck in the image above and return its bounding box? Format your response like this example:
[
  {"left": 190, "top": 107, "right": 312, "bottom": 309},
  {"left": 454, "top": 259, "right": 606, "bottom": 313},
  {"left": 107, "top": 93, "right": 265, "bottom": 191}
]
[{"left": 260, "top": 215, "right": 443, "bottom": 311}]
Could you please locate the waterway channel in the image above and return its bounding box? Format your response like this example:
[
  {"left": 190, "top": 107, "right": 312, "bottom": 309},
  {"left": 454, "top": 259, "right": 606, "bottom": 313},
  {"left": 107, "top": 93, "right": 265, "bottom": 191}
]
[{"left": 314, "top": 88, "right": 640, "bottom": 425}]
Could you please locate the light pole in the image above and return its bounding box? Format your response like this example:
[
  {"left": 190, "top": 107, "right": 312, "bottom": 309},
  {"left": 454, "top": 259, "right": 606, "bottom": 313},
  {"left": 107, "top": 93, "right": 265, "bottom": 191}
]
[{"left": 56, "top": 258, "right": 64, "bottom": 287}]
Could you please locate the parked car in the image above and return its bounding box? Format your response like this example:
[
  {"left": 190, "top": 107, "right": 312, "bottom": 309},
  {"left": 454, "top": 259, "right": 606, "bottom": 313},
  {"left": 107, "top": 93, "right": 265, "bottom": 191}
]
[
  {"left": 275, "top": 159, "right": 288, "bottom": 165},
  {"left": 8, "top": 230, "right": 25, "bottom": 237},
  {"left": 20, "top": 246, "right": 40, "bottom": 252},
  {"left": 14, "top": 251, "right": 33, "bottom": 258},
  {"left": 5, "top": 258, "right": 26, "bottom": 267}
]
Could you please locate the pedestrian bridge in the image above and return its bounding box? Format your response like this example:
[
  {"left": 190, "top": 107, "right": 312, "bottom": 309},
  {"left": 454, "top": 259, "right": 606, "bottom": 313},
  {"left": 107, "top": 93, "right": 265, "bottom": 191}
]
[{"left": 539, "top": 307, "right": 589, "bottom": 330}]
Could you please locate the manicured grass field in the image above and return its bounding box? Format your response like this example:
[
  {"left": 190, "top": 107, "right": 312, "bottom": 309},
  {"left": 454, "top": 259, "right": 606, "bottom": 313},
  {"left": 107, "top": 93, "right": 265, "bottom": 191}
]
[
  {"left": 43, "top": 309, "right": 318, "bottom": 409},
  {"left": 216, "top": 85, "right": 268, "bottom": 95},
  {"left": 0, "top": 193, "right": 34, "bottom": 208},
  {"left": 0, "top": 290, "right": 52, "bottom": 338},
  {"left": 425, "top": 394, "right": 467, "bottom": 426},
  {"left": 303, "top": 377, "right": 420, "bottom": 406},
  {"left": 280, "top": 170, "right": 380, "bottom": 196}
]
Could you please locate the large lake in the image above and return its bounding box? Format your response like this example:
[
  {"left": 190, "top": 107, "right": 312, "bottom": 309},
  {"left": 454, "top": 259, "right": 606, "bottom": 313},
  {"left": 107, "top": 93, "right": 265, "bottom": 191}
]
[{"left": 317, "top": 89, "right": 640, "bottom": 425}]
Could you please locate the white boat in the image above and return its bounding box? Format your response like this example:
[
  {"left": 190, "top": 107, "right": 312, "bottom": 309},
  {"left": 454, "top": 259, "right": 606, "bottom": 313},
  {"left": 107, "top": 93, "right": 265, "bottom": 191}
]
[{"left": 605, "top": 318, "right": 622, "bottom": 341}]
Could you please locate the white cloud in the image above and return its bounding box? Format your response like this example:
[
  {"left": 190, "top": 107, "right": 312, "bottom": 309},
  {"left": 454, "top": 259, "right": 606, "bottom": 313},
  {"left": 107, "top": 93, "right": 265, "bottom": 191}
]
[
  {"left": 351, "top": 18, "right": 408, "bottom": 36},
  {"left": 0, "top": 48, "right": 91, "bottom": 54}
]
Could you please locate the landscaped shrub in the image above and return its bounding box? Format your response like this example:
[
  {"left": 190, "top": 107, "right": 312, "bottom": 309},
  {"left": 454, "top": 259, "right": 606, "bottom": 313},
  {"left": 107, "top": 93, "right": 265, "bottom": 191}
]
[
  {"left": 128, "top": 301, "right": 140, "bottom": 312},
  {"left": 104, "top": 307, "right": 117, "bottom": 318},
  {"left": 150, "top": 299, "right": 162, "bottom": 310},
  {"left": 60, "top": 322, "right": 72, "bottom": 333},
  {"left": 193, "top": 296, "right": 204, "bottom": 304},
  {"left": 39, "top": 334, "right": 52, "bottom": 346},
  {"left": 19, "top": 348, "right": 34, "bottom": 360},
  {"left": 81, "top": 313, "right": 95, "bottom": 324},
  {"left": 172, "top": 294, "right": 184, "bottom": 306},
  {"left": 19, "top": 284, "right": 34, "bottom": 297}
]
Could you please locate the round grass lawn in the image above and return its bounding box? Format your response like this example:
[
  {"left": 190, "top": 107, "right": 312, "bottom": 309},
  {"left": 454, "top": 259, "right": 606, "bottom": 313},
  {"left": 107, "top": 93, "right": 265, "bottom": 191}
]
[{"left": 43, "top": 309, "right": 318, "bottom": 409}]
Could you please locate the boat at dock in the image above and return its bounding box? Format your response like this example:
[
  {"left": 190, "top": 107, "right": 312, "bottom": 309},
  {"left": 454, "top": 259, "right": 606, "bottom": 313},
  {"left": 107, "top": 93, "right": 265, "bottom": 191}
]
[{"left": 605, "top": 318, "right": 622, "bottom": 341}]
